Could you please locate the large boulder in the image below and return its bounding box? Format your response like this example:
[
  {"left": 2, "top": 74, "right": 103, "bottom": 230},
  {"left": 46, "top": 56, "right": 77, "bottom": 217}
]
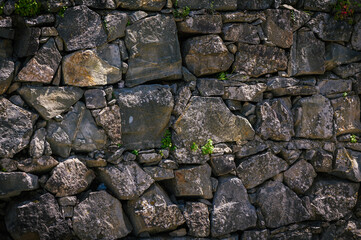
[
  {"left": 0, "top": 98, "right": 37, "bottom": 158},
  {"left": 174, "top": 96, "right": 254, "bottom": 147},
  {"left": 125, "top": 14, "right": 182, "bottom": 86},
  {"left": 182, "top": 34, "right": 234, "bottom": 77},
  {"left": 0, "top": 58, "right": 14, "bottom": 94},
  {"left": 45, "top": 158, "right": 95, "bottom": 197},
  {"left": 72, "top": 191, "right": 132, "bottom": 240},
  {"left": 331, "top": 96, "right": 361, "bottom": 136},
  {"left": 211, "top": 177, "right": 257, "bottom": 237},
  {"left": 0, "top": 172, "right": 38, "bottom": 199},
  {"left": 5, "top": 193, "right": 71, "bottom": 240},
  {"left": 18, "top": 86, "right": 83, "bottom": 120},
  {"left": 115, "top": 85, "right": 173, "bottom": 149},
  {"left": 57, "top": 5, "right": 107, "bottom": 51}
]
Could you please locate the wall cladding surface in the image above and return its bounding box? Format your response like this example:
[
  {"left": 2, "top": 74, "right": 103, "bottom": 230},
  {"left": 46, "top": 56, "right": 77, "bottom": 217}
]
[{"left": 1, "top": 0, "right": 361, "bottom": 239}]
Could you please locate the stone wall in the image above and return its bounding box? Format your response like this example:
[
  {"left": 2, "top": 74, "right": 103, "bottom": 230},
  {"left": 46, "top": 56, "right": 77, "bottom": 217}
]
[{"left": 1, "top": 0, "right": 361, "bottom": 239}]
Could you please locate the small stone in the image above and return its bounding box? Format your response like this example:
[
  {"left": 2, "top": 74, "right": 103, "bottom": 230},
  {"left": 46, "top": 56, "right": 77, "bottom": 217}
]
[
  {"left": 117, "top": 0, "right": 166, "bottom": 11},
  {"left": 352, "top": 16, "right": 361, "bottom": 51},
  {"left": 177, "top": 14, "right": 222, "bottom": 34},
  {"left": 169, "top": 228, "right": 187, "bottom": 237},
  {"left": 0, "top": 172, "right": 38, "bottom": 199},
  {"left": 283, "top": 160, "right": 317, "bottom": 194},
  {"left": 332, "top": 63, "right": 361, "bottom": 78},
  {"left": 172, "top": 148, "right": 210, "bottom": 165},
  {"left": 331, "top": 96, "right": 361, "bottom": 136},
  {"left": 143, "top": 167, "right": 174, "bottom": 181},
  {"left": 138, "top": 153, "right": 162, "bottom": 165},
  {"left": 241, "top": 230, "right": 269, "bottom": 240},
  {"left": 184, "top": 202, "right": 210, "bottom": 237},
  {"left": 86, "top": 158, "right": 107, "bottom": 168},
  {"left": 93, "top": 105, "right": 122, "bottom": 145},
  {"left": 17, "top": 156, "right": 59, "bottom": 174},
  {"left": 84, "top": 89, "right": 107, "bottom": 109},
  {"left": 107, "top": 147, "right": 125, "bottom": 164},
  {"left": 28, "top": 128, "right": 46, "bottom": 158},
  {"left": 304, "top": 0, "right": 338, "bottom": 12},
  {"left": 41, "top": 27, "right": 58, "bottom": 37},
  {"left": 197, "top": 78, "right": 225, "bottom": 97},
  {"left": 222, "top": 23, "right": 260, "bottom": 44},
  {"left": 103, "top": 11, "right": 128, "bottom": 42},
  {"left": 58, "top": 196, "right": 77, "bottom": 206},
  {"left": 61, "top": 206, "right": 73, "bottom": 218},
  {"left": 0, "top": 158, "right": 17, "bottom": 172},
  {"left": 24, "top": 14, "right": 55, "bottom": 26},
  {"left": 318, "top": 80, "right": 352, "bottom": 96},
  {"left": 173, "top": 86, "right": 192, "bottom": 116},
  {"left": 223, "top": 83, "right": 267, "bottom": 102},
  {"left": 159, "top": 159, "right": 178, "bottom": 169},
  {"left": 233, "top": 140, "right": 268, "bottom": 159},
  {"left": 332, "top": 147, "right": 361, "bottom": 182},
  {"left": 0, "top": 58, "right": 14, "bottom": 95},
  {"left": 209, "top": 154, "right": 236, "bottom": 176}
]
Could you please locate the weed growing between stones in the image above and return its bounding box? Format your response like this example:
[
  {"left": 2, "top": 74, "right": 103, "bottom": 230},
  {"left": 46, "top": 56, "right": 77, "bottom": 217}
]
[
  {"left": 14, "top": 0, "right": 40, "bottom": 17},
  {"left": 161, "top": 129, "right": 176, "bottom": 151},
  {"left": 217, "top": 72, "right": 228, "bottom": 80},
  {"left": 343, "top": 92, "right": 348, "bottom": 97},
  {"left": 191, "top": 142, "right": 199, "bottom": 152},
  {"left": 350, "top": 134, "right": 358, "bottom": 143},
  {"left": 131, "top": 149, "right": 139, "bottom": 156},
  {"left": 58, "top": 6, "right": 67, "bottom": 18},
  {"left": 333, "top": 0, "right": 361, "bottom": 24},
  {"left": 0, "top": 2, "right": 4, "bottom": 15},
  {"left": 201, "top": 139, "right": 214, "bottom": 155}
]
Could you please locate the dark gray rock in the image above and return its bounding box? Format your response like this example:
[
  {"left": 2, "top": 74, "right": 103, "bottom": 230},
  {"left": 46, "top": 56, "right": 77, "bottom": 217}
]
[
  {"left": 211, "top": 177, "right": 257, "bottom": 237},
  {"left": 236, "top": 151, "right": 288, "bottom": 189},
  {"left": 93, "top": 105, "right": 122, "bottom": 145},
  {"left": 256, "top": 98, "right": 294, "bottom": 141},
  {"left": 117, "top": 0, "right": 166, "bottom": 10},
  {"left": 143, "top": 167, "right": 174, "bottom": 181},
  {"left": 57, "top": 5, "right": 107, "bottom": 51},
  {"left": 306, "top": 179, "right": 359, "bottom": 221},
  {"left": 29, "top": 127, "right": 46, "bottom": 158},
  {"left": 309, "top": 149, "right": 333, "bottom": 173},
  {"left": 222, "top": 23, "right": 260, "bottom": 44},
  {"left": 126, "top": 184, "right": 185, "bottom": 235},
  {"left": 97, "top": 161, "right": 154, "bottom": 200},
  {"left": 290, "top": 9, "right": 312, "bottom": 32},
  {"left": 74, "top": 0, "right": 117, "bottom": 9},
  {"left": 13, "top": 26, "right": 40, "bottom": 58},
  {"left": 125, "top": 14, "right": 181, "bottom": 87},
  {"left": 223, "top": 83, "right": 267, "bottom": 102},
  {"left": 177, "top": 14, "right": 222, "bottom": 34},
  {"left": 24, "top": 14, "right": 56, "bottom": 26},
  {"left": 45, "top": 158, "right": 95, "bottom": 197},
  {"left": 332, "top": 63, "right": 361, "bottom": 78},
  {"left": 173, "top": 96, "right": 255, "bottom": 147},
  {"left": 5, "top": 193, "right": 71, "bottom": 240},
  {"left": 73, "top": 191, "right": 132, "bottom": 240},
  {"left": 0, "top": 39, "right": 13, "bottom": 58},
  {"left": 17, "top": 156, "right": 58, "bottom": 174},
  {"left": 0, "top": 172, "right": 38, "bottom": 199},
  {"left": 182, "top": 34, "right": 234, "bottom": 77},
  {"left": 256, "top": 181, "right": 310, "bottom": 228},
  {"left": 233, "top": 140, "right": 268, "bottom": 159},
  {"left": 0, "top": 97, "right": 37, "bottom": 158},
  {"left": 318, "top": 79, "right": 352, "bottom": 96},
  {"left": 325, "top": 43, "right": 361, "bottom": 70},
  {"left": 172, "top": 147, "right": 210, "bottom": 164},
  {"left": 242, "top": 230, "right": 269, "bottom": 240},
  {"left": 331, "top": 96, "right": 361, "bottom": 136},
  {"left": 166, "top": 164, "right": 213, "bottom": 199},
  {"left": 84, "top": 89, "right": 107, "bottom": 109},
  {"left": 184, "top": 202, "right": 210, "bottom": 237},
  {"left": 233, "top": 44, "right": 288, "bottom": 77},
  {"left": 209, "top": 154, "right": 236, "bottom": 176},
  {"left": 288, "top": 29, "right": 325, "bottom": 76},
  {"left": 0, "top": 58, "right": 14, "bottom": 95},
  {"left": 40, "top": 0, "right": 72, "bottom": 12},
  {"left": 18, "top": 86, "right": 83, "bottom": 120},
  {"left": 222, "top": 11, "right": 266, "bottom": 23},
  {"left": 237, "top": 0, "right": 274, "bottom": 10},
  {"left": 332, "top": 147, "right": 361, "bottom": 182},
  {"left": 177, "top": 0, "right": 237, "bottom": 10},
  {"left": 322, "top": 220, "right": 361, "bottom": 240},
  {"left": 304, "top": 0, "right": 337, "bottom": 12},
  {"left": 115, "top": 85, "right": 173, "bottom": 149},
  {"left": 293, "top": 95, "right": 334, "bottom": 139},
  {"left": 138, "top": 153, "right": 162, "bottom": 165},
  {"left": 104, "top": 11, "right": 128, "bottom": 42},
  {"left": 352, "top": 17, "right": 361, "bottom": 51},
  {"left": 197, "top": 78, "right": 224, "bottom": 97},
  {"left": 284, "top": 160, "right": 317, "bottom": 194},
  {"left": 0, "top": 158, "right": 17, "bottom": 172},
  {"left": 173, "top": 86, "right": 192, "bottom": 116}
]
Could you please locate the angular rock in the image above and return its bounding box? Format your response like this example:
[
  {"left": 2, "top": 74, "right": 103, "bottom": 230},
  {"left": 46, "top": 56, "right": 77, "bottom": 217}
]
[
  {"left": 332, "top": 148, "right": 361, "bottom": 182},
  {"left": 93, "top": 105, "right": 122, "bottom": 145},
  {"left": 233, "top": 44, "right": 288, "bottom": 77},
  {"left": 5, "top": 193, "right": 71, "bottom": 240},
  {"left": 209, "top": 154, "right": 236, "bottom": 176},
  {"left": 177, "top": 14, "right": 222, "bottom": 34},
  {"left": 18, "top": 86, "right": 83, "bottom": 120},
  {"left": 222, "top": 11, "right": 265, "bottom": 23},
  {"left": 290, "top": 9, "right": 312, "bottom": 32},
  {"left": 352, "top": 17, "right": 361, "bottom": 51},
  {"left": 57, "top": 5, "right": 107, "bottom": 51},
  {"left": 262, "top": 9, "right": 293, "bottom": 48},
  {"left": 322, "top": 220, "right": 361, "bottom": 240},
  {"left": 172, "top": 148, "right": 210, "bottom": 165},
  {"left": 223, "top": 83, "right": 267, "bottom": 102},
  {"left": 306, "top": 179, "right": 359, "bottom": 221},
  {"left": 288, "top": 29, "right": 325, "bottom": 76},
  {"left": 126, "top": 184, "right": 185, "bottom": 235},
  {"left": 73, "top": 191, "right": 132, "bottom": 240},
  {"left": 304, "top": 0, "right": 338, "bottom": 12},
  {"left": 0, "top": 158, "right": 17, "bottom": 172},
  {"left": 318, "top": 79, "right": 352, "bottom": 96},
  {"left": 41, "top": 0, "right": 72, "bottom": 12},
  {"left": 256, "top": 181, "right": 310, "bottom": 228},
  {"left": 242, "top": 230, "right": 269, "bottom": 240},
  {"left": 24, "top": 14, "right": 56, "bottom": 26},
  {"left": 125, "top": 14, "right": 182, "bottom": 86},
  {"left": 331, "top": 96, "right": 361, "bottom": 136},
  {"left": 97, "top": 162, "right": 154, "bottom": 200},
  {"left": 236, "top": 151, "right": 288, "bottom": 189},
  {"left": 17, "top": 156, "right": 58, "bottom": 174},
  {"left": 293, "top": 95, "right": 334, "bottom": 139},
  {"left": 332, "top": 63, "right": 361, "bottom": 78},
  {"left": 284, "top": 160, "right": 317, "bottom": 194},
  {"left": 309, "top": 149, "right": 333, "bottom": 173},
  {"left": 211, "top": 177, "right": 257, "bottom": 237},
  {"left": 115, "top": 85, "right": 173, "bottom": 149},
  {"left": 184, "top": 202, "right": 210, "bottom": 237},
  {"left": 0, "top": 58, "right": 14, "bottom": 95},
  {"left": 117, "top": 0, "right": 166, "bottom": 10},
  {"left": 75, "top": 0, "right": 116, "bottom": 9},
  {"left": 143, "top": 167, "right": 174, "bottom": 181},
  {"left": 325, "top": 43, "right": 361, "bottom": 70},
  {"left": 222, "top": 23, "right": 260, "bottom": 44},
  {"left": 173, "top": 86, "right": 192, "bottom": 116},
  {"left": 177, "top": 0, "right": 237, "bottom": 10},
  {"left": 45, "top": 158, "right": 95, "bottom": 197},
  {"left": 0, "top": 39, "right": 13, "bottom": 58},
  {"left": 138, "top": 153, "right": 162, "bottom": 165},
  {"left": 174, "top": 96, "right": 255, "bottom": 146},
  {"left": 166, "top": 164, "right": 213, "bottom": 199},
  {"left": 29, "top": 128, "right": 46, "bottom": 158},
  {"left": 104, "top": 11, "right": 128, "bottom": 42},
  {"left": 84, "top": 89, "right": 106, "bottom": 109},
  {"left": 0, "top": 172, "right": 38, "bottom": 199},
  {"left": 233, "top": 140, "right": 268, "bottom": 158},
  {"left": 197, "top": 79, "right": 224, "bottom": 97},
  {"left": 0, "top": 98, "right": 37, "bottom": 158},
  {"left": 256, "top": 98, "right": 294, "bottom": 141},
  {"left": 237, "top": 0, "right": 273, "bottom": 10},
  {"left": 13, "top": 26, "right": 40, "bottom": 58},
  {"left": 182, "top": 34, "right": 234, "bottom": 77}
]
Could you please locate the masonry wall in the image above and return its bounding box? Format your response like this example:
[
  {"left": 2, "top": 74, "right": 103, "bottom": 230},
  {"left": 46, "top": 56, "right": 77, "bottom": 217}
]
[{"left": 1, "top": 0, "right": 361, "bottom": 239}]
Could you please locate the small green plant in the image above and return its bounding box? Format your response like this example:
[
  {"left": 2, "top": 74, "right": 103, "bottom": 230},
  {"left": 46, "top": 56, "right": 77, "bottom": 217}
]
[
  {"left": 58, "top": 6, "right": 67, "bottom": 18},
  {"left": 209, "top": 0, "right": 215, "bottom": 14},
  {"left": 291, "top": 10, "right": 296, "bottom": 23},
  {"left": 343, "top": 92, "right": 348, "bottom": 97},
  {"left": 218, "top": 72, "right": 228, "bottom": 81},
  {"left": 182, "top": 6, "right": 190, "bottom": 17},
  {"left": 350, "top": 134, "right": 358, "bottom": 143},
  {"left": 0, "top": 167, "right": 7, "bottom": 172},
  {"left": 161, "top": 129, "right": 176, "bottom": 151},
  {"left": 201, "top": 139, "right": 214, "bottom": 155},
  {"left": 303, "top": 10, "right": 312, "bottom": 15},
  {"left": 173, "top": 6, "right": 190, "bottom": 18},
  {"left": 0, "top": 2, "right": 5, "bottom": 15},
  {"left": 14, "top": 0, "right": 41, "bottom": 17},
  {"left": 159, "top": 150, "right": 164, "bottom": 157},
  {"left": 117, "top": 143, "right": 122, "bottom": 148},
  {"left": 131, "top": 149, "right": 139, "bottom": 156},
  {"left": 126, "top": 20, "right": 131, "bottom": 26},
  {"left": 191, "top": 142, "right": 199, "bottom": 152},
  {"left": 333, "top": 0, "right": 361, "bottom": 24}
]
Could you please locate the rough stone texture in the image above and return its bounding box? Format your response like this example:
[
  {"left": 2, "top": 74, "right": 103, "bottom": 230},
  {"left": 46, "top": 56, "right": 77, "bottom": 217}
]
[
  {"left": 197, "top": 78, "right": 224, "bottom": 97},
  {"left": 84, "top": 89, "right": 107, "bottom": 109},
  {"left": 318, "top": 79, "right": 352, "bottom": 96},
  {"left": 352, "top": 17, "right": 361, "bottom": 51},
  {"left": 211, "top": 177, "right": 257, "bottom": 237},
  {"left": 174, "top": 96, "right": 254, "bottom": 146},
  {"left": 93, "top": 105, "right": 122, "bottom": 145},
  {"left": 172, "top": 148, "right": 210, "bottom": 164},
  {"left": 0, "top": 98, "right": 37, "bottom": 158},
  {"left": 117, "top": 0, "right": 166, "bottom": 11},
  {"left": 143, "top": 167, "right": 174, "bottom": 181},
  {"left": 13, "top": 26, "right": 40, "bottom": 58},
  {"left": 126, "top": 184, "right": 185, "bottom": 235},
  {"left": 182, "top": 34, "right": 234, "bottom": 77},
  {"left": 325, "top": 43, "right": 361, "bottom": 70},
  {"left": 233, "top": 44, "right": 288, "bottom": 77},
  {"left": 73, "top": 191, "right": 132, "bottom": 240},
  {"left": 288, "top": 30, "right": 325, "bottom": 76},
  {"left": 233, "top": 140, "right": 268, "bottom": 159},
  {"left": 331, "top": 96, "right": 361, "bottom": 136},
  {"left": 177, "top": 0, "right": 237, "bottom": 10},
  {"left": 293, "top": 95, "right": 334, "bottom": 139},
  {"left": 306, "top": 179, "right": 359, "bottom": 221},
  {"left": 5, "top": 193, "right": 71, "bottom": 240},
  {"left": 125, "top": 14, "right": 181, "bottom": 87},
  {"left": 184, "top": 202, "right": 210, "bottom": 237},
  {"left": 0, "top": 58, "right": 14, "bottom": 95},
  {"left": 177, "top": 15, "right": 222, "bottom": 35},
  {"left": 173, "top": 86, "right": 192, "bottom": 116},
  {"left": 304, "top": 0, "right": 337, "bottom": 12},
  {"left": 138, "top": 153, "right": 162, "bottom": 165},
  {"left": 262, "top": 9, "right": 293, "bottom": 48},
  {"left": 17, "top": 38, "right": 61, "bottom": 84},
  {"left": 45, "top": 158, "right": 95, "bottom": 197},
  {"left": 0, "top": 172, "right": 38, "bottom": 199},
  {"left": 18, "top": 86, "right": 83, "bottom": 120},
  {"left": 97, "top": 161, "right": 154, "bottom": 200},
  {"left": 29, "top": 128, "right": 46, "bottom": 158},
  {"left": 332, "top": 148, "right": 361, "bottom": 182},
  {"left": 104, "top": 11, "right": 128, "bottom": 42},
  {"left": 256, "top": 98, "right": 294, "bottom": 141},
  {"left": 166, "top": 164, "right": 213, "bottom": 199},
  {"left": 17, "top": 156, "right": 58, "bottom": 174},
  {"left": 237, "top": 0, "right": 273, "bottom": 10},
  {"left": 332, "top": 63, "right": 361, "bottom": 78},
  {"left": 223, "top": 83, "right": 267, "bottom": 102},
  {"left": 222, "top": 23, "right": 260, "bottom": 44},
  {"left": 256, "top": 181, "right": 310, "bottom": 228},
  {"left": 57, "top": 5, "right": 107, "bottom": 51},
  {"left": 222, "top": 11, "right": 265, "bottom": 23},
  {"left": 283, "top": 160, "right": 317, "bottom": 194},
  {"left": 236, "top": 151, "right": 288, "bottom": 189},
  {"left": 210, "top": 154, "right": 236, "bottom": 176},
  {"left": 115, "top": 85, "right": 173, "bottom": 149},
  {"left": 309, "top": 149, "right": 333, "bottom": 173}
]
